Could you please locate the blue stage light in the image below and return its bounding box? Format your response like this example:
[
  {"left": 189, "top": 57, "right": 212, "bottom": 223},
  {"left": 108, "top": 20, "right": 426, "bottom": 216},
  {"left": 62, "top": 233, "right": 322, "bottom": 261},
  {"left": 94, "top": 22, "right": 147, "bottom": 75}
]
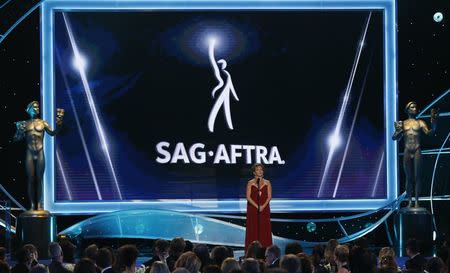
[{"left": 306, "top": 222, "right": 316, "bottom": 233}]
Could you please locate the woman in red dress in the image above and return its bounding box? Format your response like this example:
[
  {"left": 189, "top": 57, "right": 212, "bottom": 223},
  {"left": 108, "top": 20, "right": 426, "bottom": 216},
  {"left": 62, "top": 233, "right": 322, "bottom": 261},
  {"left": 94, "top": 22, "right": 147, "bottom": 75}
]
[{"left": 245, "top": 163, "right": 273, "bottom": 250}]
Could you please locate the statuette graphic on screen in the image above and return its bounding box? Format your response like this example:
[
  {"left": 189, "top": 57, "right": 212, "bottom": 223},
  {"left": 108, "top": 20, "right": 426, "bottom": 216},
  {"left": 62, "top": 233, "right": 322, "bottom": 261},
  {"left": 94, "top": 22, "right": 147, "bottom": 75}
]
[{"left": 207, "top": 37, "right": 240, "bottom": 133}]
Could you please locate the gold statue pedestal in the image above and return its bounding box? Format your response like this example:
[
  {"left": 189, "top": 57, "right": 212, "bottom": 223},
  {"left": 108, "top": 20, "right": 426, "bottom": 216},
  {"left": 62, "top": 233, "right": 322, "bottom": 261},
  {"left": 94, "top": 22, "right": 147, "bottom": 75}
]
[{"left": 17, "top": 210, "right": 56, "bottom": 259}]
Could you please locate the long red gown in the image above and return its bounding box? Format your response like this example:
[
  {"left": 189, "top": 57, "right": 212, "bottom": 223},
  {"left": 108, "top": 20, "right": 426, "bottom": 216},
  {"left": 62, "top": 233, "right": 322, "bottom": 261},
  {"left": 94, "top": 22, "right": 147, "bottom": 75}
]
[{"left": 245, "top": 183, "right": 273, "bottom": 249}]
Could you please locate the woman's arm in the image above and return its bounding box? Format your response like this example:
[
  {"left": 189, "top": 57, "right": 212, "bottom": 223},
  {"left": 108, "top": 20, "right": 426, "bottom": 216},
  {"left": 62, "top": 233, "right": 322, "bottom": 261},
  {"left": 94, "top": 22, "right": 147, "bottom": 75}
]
[
  {"left": 260, "top": 180, "right": 272, "bottom": 211},
  {"left": 246, "top": 181, "right": 258, "bottom": 209}
]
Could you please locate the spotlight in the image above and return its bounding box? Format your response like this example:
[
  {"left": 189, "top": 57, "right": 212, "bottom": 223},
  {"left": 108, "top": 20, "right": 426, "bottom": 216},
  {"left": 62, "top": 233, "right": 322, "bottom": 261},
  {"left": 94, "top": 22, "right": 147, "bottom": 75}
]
[
  {"left": 72, "top": 54, "right": 87, "bottom": 71},
  {"left": 328, "top": 132, "right": 342, "bottom": 148},
  {"left": 306, "top": 222, "right": 316, "bottom": 232},
  {"left": 207, "top": 35, "right": 219, "bottom": 47},
  {"left": 433, "top": 12, "right": 443, "bottom": 23}
]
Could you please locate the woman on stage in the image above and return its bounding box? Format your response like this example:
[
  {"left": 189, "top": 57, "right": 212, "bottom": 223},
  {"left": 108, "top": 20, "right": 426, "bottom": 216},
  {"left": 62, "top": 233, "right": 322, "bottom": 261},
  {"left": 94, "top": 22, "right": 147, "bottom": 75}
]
[{"left": 245, "top": 163, "right": 273, "bottom": 250}]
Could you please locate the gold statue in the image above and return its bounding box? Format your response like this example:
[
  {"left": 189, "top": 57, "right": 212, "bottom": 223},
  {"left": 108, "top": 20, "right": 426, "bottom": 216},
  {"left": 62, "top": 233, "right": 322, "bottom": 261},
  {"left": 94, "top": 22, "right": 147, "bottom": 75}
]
[
  {"left": 13, "top": 101, "right": 64, "bottom": 210},
  {"left": 392, "top": 102, "right": 438, "bottom": 208}
]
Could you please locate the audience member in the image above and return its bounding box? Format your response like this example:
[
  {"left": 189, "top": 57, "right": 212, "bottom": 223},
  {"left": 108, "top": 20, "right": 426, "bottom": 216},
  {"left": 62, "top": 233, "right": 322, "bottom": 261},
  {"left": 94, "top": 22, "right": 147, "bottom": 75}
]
[
  {"left": 12, "top": 247, "right": 33, "bottom": 273},
  {"left": 311, "top": 245, "right": 328, "bottom": 273},
  {"left": 96, "top": 248, "right": 114, "bottom": 273},
  {"left": 211, "top": 247, "right": 232, "bottom": 267},
  {"left": 285, "top": 243, "right": 303, "bottom": 256},
  {"left": 115, "top": 245, "right": 139, "bottom": 273},
  {"left": 174, "top": 252, "right": 201, "bottom": 273},
  {"left": 349, "top": 246, "right": 376, "bottom": 273},
  {"left": 296, "top": 253, "right": 313, "bottom": 273},
  {"left": 167, "top": 238, "right": 186, "bottom": 271},
  {"left": 143, "top": 240, "right": 170, "bottom": 268},
  {"left": 246, "top": 242, "right": 263, "bottom": 260},
  {"left": 202, "top": 265, "right": 221, "bottom": 273},
  {"left": 184, "top": 241, "right": 194, "bottom": 253},
  {"left": 30, "top": 265, "right": 47, "bottom": 273},
  {"left": 280, "top": 255, "right": 301, "bottom": 273},
  {"left": 172, "top": 268, "right": 190, "bottom": 273},
  {"left": 23, "top": 245, "right": 38, "bottom": 267},
  {"left": 221, "top": 258, "right": 240, "bottom": 273},
  {"left": 59, "top": 239, "right": 76, "bottom": 268},
  {"left": 378, "top": 255, "right": 399, "bottom": 273},
  {"left": 30, "top": 264, "right": 48, "bottom": 273},
  {"left": 226, "top": 248, "right": 234, "bottom": 261},
  {"left": 241, "top": 258, "right": 260, "bottom": 273},
  {"left": 257, "top": 259, "right": 267, "bottom": 273},
  {"left": 324, "top": 240, "right": 338, "bottom": 273},
  {"left": 405, "top": 239, "right": 427, "bottom": 273},
  {"left": 334, "top": 245, "right": 349, "bottom": 273},
  {"left": 227, "top": 270, "right": 246, "bottom": 273},
  {"left": 74, "top": 259, "right": 97, "bottom": 273},
  {"left": 148, "top": 261, "right": 169, "bottom": 273},
  {"left": 193, "top": 244, "right": 212, "bottom": 271},
  {"left": 85, "top": 244, "right": 99, "bottom": 263},
  {"left": 378, "top": 247, "right": 395, "bottom": 260},
  {"left": 48, "top": 242, "right": 71, "bottom": 273},
  {"left": 265, "top": 245, "right": 281, "bottom": 269}
]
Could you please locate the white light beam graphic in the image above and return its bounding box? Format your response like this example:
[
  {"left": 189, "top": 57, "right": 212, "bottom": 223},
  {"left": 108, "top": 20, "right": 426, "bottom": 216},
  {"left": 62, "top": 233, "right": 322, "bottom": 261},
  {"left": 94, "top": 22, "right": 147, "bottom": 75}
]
[
  {"left": 371, "top": 151, "right": 385, "bottom": 197},
  {"left": 56, "top": 149, "right": 73, "bottom": 200},
  {"left": 55, "top": 49, "right": 103, "bottom": 200},
  {"left": 332, "top": 57, "right": 372, "bottom": 198},
  {"left": 317, "top": 12, "right": 372, "bottom": 197},
  {"left": 63, "top": 12, "right": 123, "bottom": 200}
]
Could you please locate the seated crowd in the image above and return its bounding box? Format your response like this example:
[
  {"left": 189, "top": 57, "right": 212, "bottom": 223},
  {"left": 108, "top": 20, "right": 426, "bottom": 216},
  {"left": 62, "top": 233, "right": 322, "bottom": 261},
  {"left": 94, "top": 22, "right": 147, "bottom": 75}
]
[{"left": 0, "top": 237, "right": 448, "bottom": 273}]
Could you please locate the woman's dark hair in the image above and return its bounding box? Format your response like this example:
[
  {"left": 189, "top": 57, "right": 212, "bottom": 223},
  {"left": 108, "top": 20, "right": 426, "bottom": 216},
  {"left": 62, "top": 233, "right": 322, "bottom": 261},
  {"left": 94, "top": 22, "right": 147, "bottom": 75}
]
[
  {"left": 115, "top": 245, "right": 139, "bottom": 271},
  {"left": 194, "top": 244, "right": 211, "bottom": 269},
  {"left": 245, "top": 241, "right": 263, "bottom": 259},
  {"left": 348, "top": 246, "right": 376, "bottom": 273},
  {"left": 297, "top": 253, "right": 313, "bottom": 273},
  {"left": 84, "top": 244, "right": 98, "bottom": 261},
  {"left": 96, "top": 248, "right": 113, "bottom": 269},
  {"left": 59, "top": 239, "right": 76, "bottom": 263},
  {"left": 285, "top": 243, "right": 303, "bottom": 255},
  {"left": 202, "top": 265, "right": 222, "bottom": 273},
  {"left": 15, "top": 247, "right": 32, "bottom": 264},
  {"left": 311, "top": 244, "right": 325, "bottom": 266},
  {"left": 324, "top": 239, "right": 338, "bottom": 264},
  {"left": 280, "top": 255, "right": 301, "bottom": 273},
  {"left": 170, "top": 238, "right": 187, "bottom": 257},
  {"left": 174, "top": 251, "right": 201, "bottom": 273},
  {"left": 154, "top": 239, "right": 170, "bottom": 253},
  {"left": 251, "top": 164, "right": 264, "bottom": 173},
  {"left": 211, "top": 246, "right": 231, "bottom": 266},
  {"left": 334, "top": 245, "right": 349, "bottom": 264},
  {"left": 241, "top": 258, "right": 260, "bottom": 273},
  {"left": 184, "top": 241, "right": 194, "bottom": 252}
]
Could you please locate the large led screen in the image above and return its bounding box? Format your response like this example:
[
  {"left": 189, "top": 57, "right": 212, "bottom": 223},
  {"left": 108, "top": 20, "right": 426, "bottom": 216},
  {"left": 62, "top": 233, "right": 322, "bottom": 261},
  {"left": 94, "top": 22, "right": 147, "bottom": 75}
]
[{"left": 42, "top": 0, "right": 398, "bottom": 213}]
